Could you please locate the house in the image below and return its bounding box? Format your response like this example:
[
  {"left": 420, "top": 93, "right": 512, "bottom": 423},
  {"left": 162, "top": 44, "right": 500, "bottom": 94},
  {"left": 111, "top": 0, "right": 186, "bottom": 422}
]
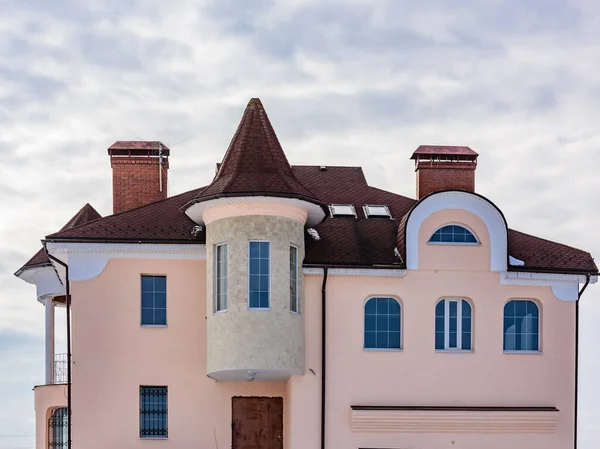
[{"left": 15, "top": 98, "right": 598, "bottom": 449}]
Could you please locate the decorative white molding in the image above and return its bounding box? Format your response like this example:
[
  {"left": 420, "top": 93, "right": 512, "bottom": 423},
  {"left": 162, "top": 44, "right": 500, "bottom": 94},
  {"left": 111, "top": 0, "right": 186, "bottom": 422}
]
[
  {"left": 500, "top": 271, "right": 597, "bottom": 302},
  {"left": 185, "top": 195, "right": 326, "bottom": 227},
  {"left": 16, "top": 265, "right": 65, "bottom": 302},
  {"left": 46, "top": 242, "right": 205, "bottom": 282},
  {"left": 303, "top": 268, "right": 406, "bottom": 277},
  {"left": 350, "top": 408, "right": 558, "bottom": 434},
  {"left": 406, "top": 191, "right": 508, "bottom": 272}
]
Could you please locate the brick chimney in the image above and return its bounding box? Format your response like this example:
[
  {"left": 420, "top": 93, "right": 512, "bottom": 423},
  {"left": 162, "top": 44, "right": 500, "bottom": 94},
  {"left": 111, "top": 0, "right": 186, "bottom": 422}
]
[
  {"left": 411, "top": 145, "right": 478, "bottom": 200},
  {"left": 108, "top": 141, "right": 170, "bottom": 214}
]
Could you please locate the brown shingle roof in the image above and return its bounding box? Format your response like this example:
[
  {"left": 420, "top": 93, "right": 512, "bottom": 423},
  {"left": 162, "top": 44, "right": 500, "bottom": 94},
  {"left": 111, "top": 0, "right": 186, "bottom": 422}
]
[
  {"left": 47, "top": 190, "right": 202, "bottom": 242},
  {"left": 43, "top": 167, "right": 597, "bottom": 274},
  {"left": 18, "top": 203, "right": 102, "bottom": 271},
  {"left": 185, "top": 98, "right": 322, "bottom": 208}
]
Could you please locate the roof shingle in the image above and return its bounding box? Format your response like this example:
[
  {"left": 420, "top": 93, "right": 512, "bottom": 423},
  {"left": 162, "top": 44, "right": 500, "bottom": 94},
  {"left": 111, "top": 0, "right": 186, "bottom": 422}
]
[
  {"left": 186, "top": 98, "right": 322, "bottom": 207},
  {"left": 43, "top": 166, "right": 597, "bottom": 274}
]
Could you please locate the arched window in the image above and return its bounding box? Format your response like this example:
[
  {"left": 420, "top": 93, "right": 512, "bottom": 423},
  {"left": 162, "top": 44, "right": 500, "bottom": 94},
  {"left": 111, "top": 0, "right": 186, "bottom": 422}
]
[
  {"left": 364, "top": 297, "right": 401, "bottom": 349},
  {"left": 49, "top": 407, "right": 68, "bottom": 447},
  {"left": 429, "top": 225, "right": 478, "bottom": 244},
  {"left": 435, "top": 299, "right": 472, "bottom": 351},
  {"left": 504, "top": 300, "right": 539, "bottom": 351}
]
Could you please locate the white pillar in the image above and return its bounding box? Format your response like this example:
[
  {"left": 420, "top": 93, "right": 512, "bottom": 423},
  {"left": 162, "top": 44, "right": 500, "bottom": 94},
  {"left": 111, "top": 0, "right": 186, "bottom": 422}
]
[{"left": 44, "top": 297, "right": 55, "bottom": 384}]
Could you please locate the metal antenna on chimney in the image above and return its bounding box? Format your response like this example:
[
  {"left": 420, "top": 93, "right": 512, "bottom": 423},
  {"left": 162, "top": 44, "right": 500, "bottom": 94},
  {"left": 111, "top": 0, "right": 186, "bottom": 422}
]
[{"left": 158, "top": 142, "right": 165, "bottom": 193}]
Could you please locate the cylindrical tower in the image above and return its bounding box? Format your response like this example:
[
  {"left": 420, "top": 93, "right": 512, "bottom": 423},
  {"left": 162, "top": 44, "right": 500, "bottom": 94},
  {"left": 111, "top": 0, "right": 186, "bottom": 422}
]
[
  {"left": 183, "top": 98, "right": 326, "bottom": 381},
  {"left": 203, "top": 203, "right": 308, "bottom": 381}
]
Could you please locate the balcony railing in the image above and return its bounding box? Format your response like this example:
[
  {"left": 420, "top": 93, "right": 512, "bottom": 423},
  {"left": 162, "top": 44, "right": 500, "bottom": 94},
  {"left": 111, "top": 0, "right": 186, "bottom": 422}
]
[{"left": 53, "top": 353, "right": 67, "bottom": 384}]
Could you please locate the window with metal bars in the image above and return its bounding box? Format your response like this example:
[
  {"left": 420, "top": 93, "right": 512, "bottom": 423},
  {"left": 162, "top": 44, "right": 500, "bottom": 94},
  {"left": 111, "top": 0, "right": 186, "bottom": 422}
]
[
  {"left": 48, "top": 407, "right": 68, "bottom": 449},
  {"left": 140, "top": 386, "right": 168, "bottom": 438}
]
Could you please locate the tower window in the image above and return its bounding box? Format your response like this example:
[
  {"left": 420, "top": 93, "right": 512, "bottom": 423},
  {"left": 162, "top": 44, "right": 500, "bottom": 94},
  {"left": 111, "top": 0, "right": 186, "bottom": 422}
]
[
  {"left": 290, "top": 246, "right": 299, "bottom": 313},
  {"left": 249, "top": 241, "right": 270, "bottom": 309},
  {"left": 215, "top": 243, "right": 227, "bottom": 312}
]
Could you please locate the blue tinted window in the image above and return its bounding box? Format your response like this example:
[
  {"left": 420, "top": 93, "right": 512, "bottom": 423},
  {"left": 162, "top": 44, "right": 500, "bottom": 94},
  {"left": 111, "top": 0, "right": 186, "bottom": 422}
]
[
  {"left": 504, "top": 300, "right": 539, "bottom": 351},
  {"left": 140, "top": 386, "right": 168, "bottom": 438},
  {"left": 249, "top": 242, "right": 270, "bottom": 308},
  {"left": 215, "top": 244, "right": 227, "bottom": 311},
  {"left": 435, "top": 301, "right": 445, "bottom": 350},
  {"left": 429, "top": 225, "right": 478, "bottom": 244},
  {"left": 364, "top": 298, "right": 401, "bottom": 349},
  {"left": 435, "top": 299, "right": 472, "bottom": 351},
  {"left": 141, "top": 275, "right": 167, "bottom": 326}
]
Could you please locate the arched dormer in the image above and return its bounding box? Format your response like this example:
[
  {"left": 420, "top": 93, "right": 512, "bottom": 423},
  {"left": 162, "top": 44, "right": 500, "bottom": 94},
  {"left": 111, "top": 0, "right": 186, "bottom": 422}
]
[{"left": 398, "top": 190, "right": 508, "bottom": 271}]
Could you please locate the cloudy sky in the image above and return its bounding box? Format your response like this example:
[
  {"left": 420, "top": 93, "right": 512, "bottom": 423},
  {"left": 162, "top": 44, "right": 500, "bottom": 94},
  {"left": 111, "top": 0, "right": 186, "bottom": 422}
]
[{"left": 1, "top": 0, "right": 599, "bottom": 447}]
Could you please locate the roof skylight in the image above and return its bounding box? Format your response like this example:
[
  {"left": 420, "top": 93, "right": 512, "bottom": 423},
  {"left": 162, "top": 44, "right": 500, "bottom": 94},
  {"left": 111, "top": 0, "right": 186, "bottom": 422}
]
[
  {"left": 329, "top": 204, "right": 356, "bottom": 217},
  {"left": 363, "top": 205, "right": 392, "bottom": 218}
]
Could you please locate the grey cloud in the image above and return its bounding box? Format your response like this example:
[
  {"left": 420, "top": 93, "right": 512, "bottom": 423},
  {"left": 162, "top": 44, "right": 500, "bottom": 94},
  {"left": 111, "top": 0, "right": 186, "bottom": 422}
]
[{"left": 1, "top": 0, "right": 600, "bottom": 446}]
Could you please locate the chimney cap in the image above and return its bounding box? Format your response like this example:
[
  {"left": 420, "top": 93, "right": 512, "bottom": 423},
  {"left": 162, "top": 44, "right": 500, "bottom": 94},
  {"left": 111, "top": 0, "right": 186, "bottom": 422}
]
[
  {"left": 411, "top": 145, "right": 477, "bottom": 161},
  {"left": 108, "top": 141, "right": 170, "bottom": 156}
]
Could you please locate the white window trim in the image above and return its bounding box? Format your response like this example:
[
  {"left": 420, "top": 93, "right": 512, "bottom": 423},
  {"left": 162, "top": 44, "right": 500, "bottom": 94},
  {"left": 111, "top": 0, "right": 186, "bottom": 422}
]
[
  {"left": 363, "top": 204, "right": 392, "bottom": 219},
  {"left": 362, "top": 297, "right": 402, "bottom": 351},
  {"left": 436, "top": 299, "right": 472, "bottom": 352},
  {"left": 248, "top": 240, "right": 271, "bottom": 310},
  {"left": 328, "top": 204, "right": 357, "bottom": 217},
  {"left": 502, "top": 299, "right": 541, "bottom": 353},
  {"left": 428, "top": 223, "right": 480, "bottom": 245},
  {"left": 214, "top": 243, "right": 228, "bottom": 313},
  {"left": 290, "top": 245, "right": 300, "bottom": 314}
]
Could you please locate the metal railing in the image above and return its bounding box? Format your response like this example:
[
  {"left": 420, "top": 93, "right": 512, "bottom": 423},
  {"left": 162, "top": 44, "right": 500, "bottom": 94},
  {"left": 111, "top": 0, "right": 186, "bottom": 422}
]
[{"left": 53, "top": 353, "right": 68, "bottom": 384}]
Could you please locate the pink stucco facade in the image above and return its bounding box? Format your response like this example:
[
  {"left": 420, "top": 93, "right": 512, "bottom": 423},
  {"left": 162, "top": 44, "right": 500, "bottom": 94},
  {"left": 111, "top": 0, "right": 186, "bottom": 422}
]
[{"left": 31, "top": 202, "right": 581, "bottom": 449}]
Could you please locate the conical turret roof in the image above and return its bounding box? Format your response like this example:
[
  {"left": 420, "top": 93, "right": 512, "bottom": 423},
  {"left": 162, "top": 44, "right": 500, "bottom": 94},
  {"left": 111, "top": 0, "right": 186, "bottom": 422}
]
[{"left": 187, "top": 98, "right": 322, "bottom": 206}]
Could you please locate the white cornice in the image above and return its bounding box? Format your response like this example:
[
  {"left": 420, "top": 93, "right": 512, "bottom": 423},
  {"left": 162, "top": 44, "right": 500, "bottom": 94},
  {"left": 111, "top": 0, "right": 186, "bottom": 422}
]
[
  {"left": 303, "top": 267, "right": 407, "bottom": 277},
  {"left": 185, "top": 195, "right": 326, "bottom": 227},
  {"left": 500, "top": 271, "right": 597, "bottom": 302},
  {"left": 46, "top": 242, "right": 205, "bottom": 282},
  {"left": 16, "top": 265, "right": 64, "bottom": 302},
  {"left": 46, "top": 242, "right": 204, "bottom": 256}
]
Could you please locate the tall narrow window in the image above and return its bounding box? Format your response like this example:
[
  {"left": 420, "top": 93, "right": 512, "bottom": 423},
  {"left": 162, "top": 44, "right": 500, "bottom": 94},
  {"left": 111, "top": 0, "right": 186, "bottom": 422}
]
[
  {"left": 290, "top": 246, "right": 299, "bottom": 313},
  {"left": 215, "top": 244, "right": 227, "bottom": 312},
  {"left": 435, "top": 299, "right": 472, "bottom": 351},
  {"left": 49, "top": 407, "right": 68, "bottom": 448},
  {"left": 249, "top": 241, "right": 270, "bottom": 309},
  {"left": 141, "top": 275, "right": 167, "bottom": 326},
  {"left": 504, "top": 300, "right": 539, "bottom": 351},
  {"left": 364, "top": 297, "right": 401, "bottom": 349},
  {"left": 140, "top": 386, "right": 168, "bottom": 438}
]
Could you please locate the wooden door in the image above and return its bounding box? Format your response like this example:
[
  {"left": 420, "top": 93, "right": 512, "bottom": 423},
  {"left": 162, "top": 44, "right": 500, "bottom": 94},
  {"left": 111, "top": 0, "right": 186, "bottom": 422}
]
[{"left": 232, "top": 396, "right": 283, "bottom": 449}]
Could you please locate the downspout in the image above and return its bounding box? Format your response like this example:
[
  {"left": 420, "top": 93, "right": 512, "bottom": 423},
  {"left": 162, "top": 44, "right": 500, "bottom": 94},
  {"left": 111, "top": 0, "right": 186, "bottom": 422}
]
[
  {"left": 320, "top": 268, "right": 328, "bottom": 449},
  {"left": 575, "top": 274, "right": 591, "bottom": 449},
  {"left": 46, "top": 252, "right": 72, "bottom": 449}
]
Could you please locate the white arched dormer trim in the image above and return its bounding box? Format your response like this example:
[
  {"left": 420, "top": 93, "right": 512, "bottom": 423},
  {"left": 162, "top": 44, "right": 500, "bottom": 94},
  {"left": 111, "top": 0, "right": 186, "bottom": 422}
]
[{"left": 405, "top": 190, "right": 508, "bottom": 271}]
